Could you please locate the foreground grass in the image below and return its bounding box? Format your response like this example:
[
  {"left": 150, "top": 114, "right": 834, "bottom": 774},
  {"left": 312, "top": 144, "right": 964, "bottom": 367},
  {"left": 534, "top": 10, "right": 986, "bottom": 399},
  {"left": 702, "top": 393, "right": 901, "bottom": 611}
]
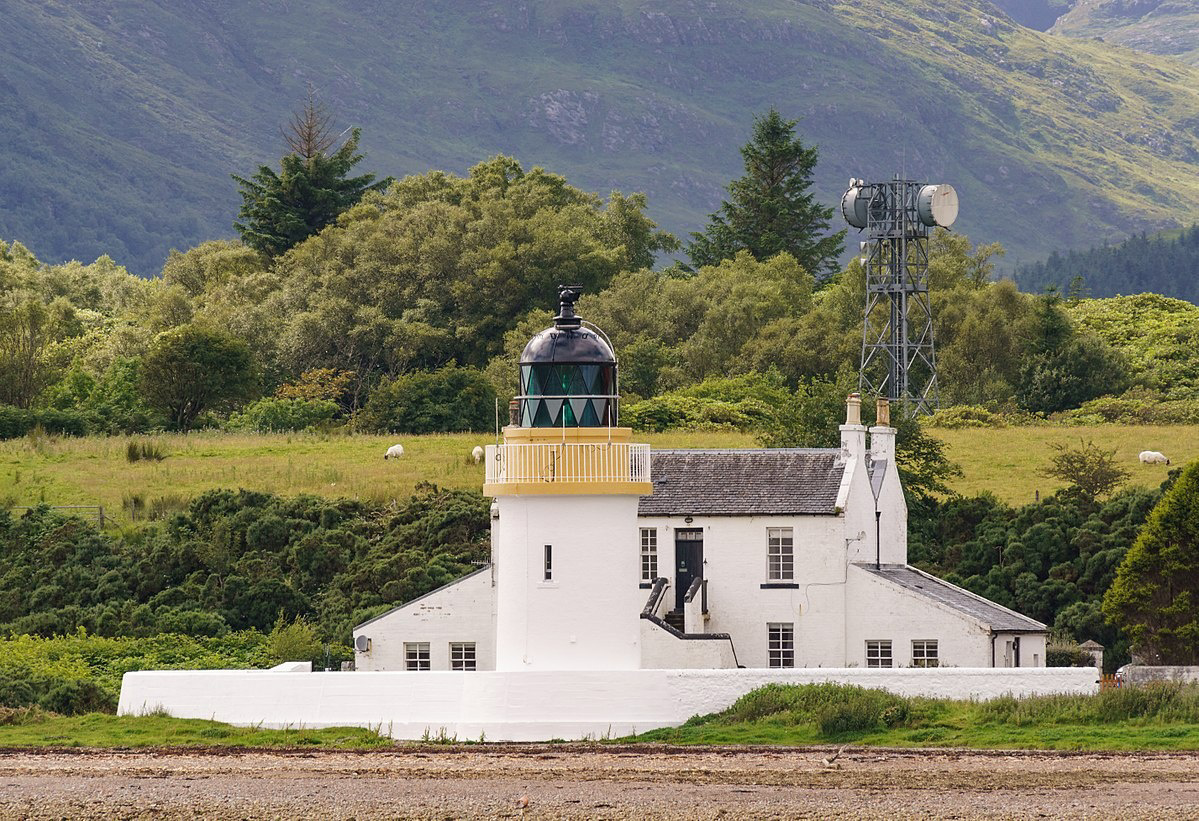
[
  {"left": 0, "top": 711, "right": 393, "bottom": 749},
  {"left": 633, "top": 683, "right": 1199, "bottom": 751},
  {"left": 1, "top": 425, "right": 1193, "bottom": 519}
]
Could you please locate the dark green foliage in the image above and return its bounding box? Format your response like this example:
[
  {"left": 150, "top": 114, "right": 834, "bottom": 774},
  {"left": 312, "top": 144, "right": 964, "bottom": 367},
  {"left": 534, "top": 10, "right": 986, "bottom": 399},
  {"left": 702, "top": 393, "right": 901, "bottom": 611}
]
[
  {"left": 125, "top": 440, "right": 166, "bottom": 463},
  {"left": 0, "top": 485, "right": 490, "bottom": 644},
  {"left": 701, "top": 682, "right": 913, "bottom": 738},
  {"left": 0, "top": 406, "right": 87, "bottom": 439},
  {"left": 355, "top": 365, "right": 496, "bottom": 434},
  {"left": 1046, "top": 646, "right": 1096, "bottom": 667},
  {"left": 1015, "top": 294, "right": 1129, "bottom": 413},
  {"left": 1104, "top": 461, "right": 1199, "bottom": 664},
  {"left": 687, "top": 109, "right": 845, "bottom": 279},
  {"left": 233, "top": 97, "right": 391, "bottom": 257},
  {"left": 911, "top": 484, "right": 1161, "bottom": 670},
  {"left": 1019, "top": 226, "right": 1199, "bottom": 302},
  {"left": 139, "top": 325, "right": 258, "bottom": 432}
]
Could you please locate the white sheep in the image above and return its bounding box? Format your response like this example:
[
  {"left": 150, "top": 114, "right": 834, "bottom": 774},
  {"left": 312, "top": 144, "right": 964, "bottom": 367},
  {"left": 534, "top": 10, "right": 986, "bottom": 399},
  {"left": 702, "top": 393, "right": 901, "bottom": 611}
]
[
  {"left": 1139, "top": 450, "right": 1170, "bottom": 465},
  {"left": 384, "top": 443, "right": 405, "bottom": 460},
  {"left": 471, "top": 445, "right": 485, "bottom": 464}
]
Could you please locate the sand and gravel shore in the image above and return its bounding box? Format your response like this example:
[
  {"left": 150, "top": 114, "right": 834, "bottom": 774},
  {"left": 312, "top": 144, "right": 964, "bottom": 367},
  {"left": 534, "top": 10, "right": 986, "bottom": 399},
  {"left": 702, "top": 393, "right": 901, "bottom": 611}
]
[{"left": 3, "top": 744, "right": 1199, "bottom": 819}]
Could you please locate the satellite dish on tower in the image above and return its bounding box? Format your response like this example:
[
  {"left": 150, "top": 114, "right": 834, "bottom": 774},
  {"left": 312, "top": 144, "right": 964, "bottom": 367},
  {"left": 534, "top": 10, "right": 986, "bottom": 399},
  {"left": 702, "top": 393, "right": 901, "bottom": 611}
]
[{"left": 841, "top": 184, "right": 870, "bottom": 229}]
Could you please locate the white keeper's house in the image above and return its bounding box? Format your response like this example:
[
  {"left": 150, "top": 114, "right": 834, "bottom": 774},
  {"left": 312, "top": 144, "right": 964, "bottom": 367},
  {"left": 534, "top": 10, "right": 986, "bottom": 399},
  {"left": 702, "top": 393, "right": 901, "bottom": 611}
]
[{"left": 353, "top": 287, "right": 1047, "bottom": 675}]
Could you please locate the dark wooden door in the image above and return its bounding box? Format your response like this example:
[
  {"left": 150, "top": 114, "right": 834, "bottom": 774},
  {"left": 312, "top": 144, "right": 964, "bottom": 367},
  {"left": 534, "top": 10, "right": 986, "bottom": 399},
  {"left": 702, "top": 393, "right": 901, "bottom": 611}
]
[{"left": 674, "top": 529, "right": 703, "bottom": 611}]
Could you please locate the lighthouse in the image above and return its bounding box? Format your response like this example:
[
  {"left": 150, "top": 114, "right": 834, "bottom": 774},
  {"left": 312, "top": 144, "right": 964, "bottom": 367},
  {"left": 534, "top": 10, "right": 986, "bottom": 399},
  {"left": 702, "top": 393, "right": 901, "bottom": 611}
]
[{"left": 483, "top": 285, "right": 652, "bottom": 671}]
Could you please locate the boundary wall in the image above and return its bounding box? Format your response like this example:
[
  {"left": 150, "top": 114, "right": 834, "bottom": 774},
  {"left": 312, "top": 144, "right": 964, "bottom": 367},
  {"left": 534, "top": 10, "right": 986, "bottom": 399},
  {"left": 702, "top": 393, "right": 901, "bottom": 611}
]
[{"left": 119, "top": 667, "right": 1097, "bottom": 742}]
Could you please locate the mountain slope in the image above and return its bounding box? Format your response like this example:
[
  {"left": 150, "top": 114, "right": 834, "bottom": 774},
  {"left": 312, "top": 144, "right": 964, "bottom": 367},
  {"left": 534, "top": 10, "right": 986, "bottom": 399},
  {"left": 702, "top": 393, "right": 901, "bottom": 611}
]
[
  {"left": 4, "top": 0, "right": 1199, "bottom": 275},
  {"left": 1052, "top": 1, "right": 1199, "bottom": 65}
]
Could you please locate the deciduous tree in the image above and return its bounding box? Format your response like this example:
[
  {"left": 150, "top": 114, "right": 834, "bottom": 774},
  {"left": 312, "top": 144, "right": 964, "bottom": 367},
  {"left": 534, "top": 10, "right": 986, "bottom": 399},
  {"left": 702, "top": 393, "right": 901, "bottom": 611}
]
[{"left": 139, "top": 325, "right": 257, "bottom": 431}]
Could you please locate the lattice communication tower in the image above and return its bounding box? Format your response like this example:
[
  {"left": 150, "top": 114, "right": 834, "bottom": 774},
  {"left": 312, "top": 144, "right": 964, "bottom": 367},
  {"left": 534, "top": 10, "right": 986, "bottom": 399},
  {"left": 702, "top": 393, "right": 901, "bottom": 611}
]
[{"left": 841, "top": 177, "right": 958, "bottom": 416}]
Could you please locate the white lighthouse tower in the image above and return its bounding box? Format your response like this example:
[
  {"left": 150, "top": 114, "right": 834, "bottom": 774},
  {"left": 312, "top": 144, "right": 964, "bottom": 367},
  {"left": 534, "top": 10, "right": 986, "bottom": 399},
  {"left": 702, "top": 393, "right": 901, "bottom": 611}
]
[{"left": 484, "top": 286, "right": 652, "bottom": 671}]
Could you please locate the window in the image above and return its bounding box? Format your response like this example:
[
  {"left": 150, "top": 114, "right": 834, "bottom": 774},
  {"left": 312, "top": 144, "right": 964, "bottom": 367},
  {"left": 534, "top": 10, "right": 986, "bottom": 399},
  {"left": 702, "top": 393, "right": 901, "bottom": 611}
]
[
  {"left": 912, "top": 640, "right": 939, "bottom": 668},
  {"left": 544, "top": 544, "right": 553, "bottom": 581},
  {"left": 768, "top": 623, "right": 795, "bottom": 668},
  {"left": 404, "top": 642, "right": 430, "bottom": 671},
  {"left": 866, "top": 640, "right": 892, "bottom": 668},
  {"left": 450, "top": 642, "right": 476, "bottom": 671},
  {"left": 767, "top": 527, "right": 794, "bottom": 581},
  {"left": 640, "top": 528, "right": 658, "bottom": 581}
]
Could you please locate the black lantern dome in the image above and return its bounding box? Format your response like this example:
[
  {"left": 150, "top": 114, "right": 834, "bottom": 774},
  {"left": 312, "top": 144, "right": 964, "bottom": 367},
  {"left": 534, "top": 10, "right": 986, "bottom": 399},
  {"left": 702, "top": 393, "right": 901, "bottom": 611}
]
[{"left": 517, "top": 286, "right": 617, "bottom": 427}]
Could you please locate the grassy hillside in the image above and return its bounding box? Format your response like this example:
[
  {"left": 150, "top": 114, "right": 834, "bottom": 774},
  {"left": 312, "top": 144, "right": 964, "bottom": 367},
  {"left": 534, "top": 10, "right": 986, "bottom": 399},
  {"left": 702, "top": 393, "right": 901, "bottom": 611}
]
[
  {"left": 6, "top": 0, "right": 1199, "bottom": 275},
  {"left": 1053, "top": 0, "right": 1199, "bottom": 65},
  {"left": 0, "top": 425, "right": 1189, "bottom": 519}
]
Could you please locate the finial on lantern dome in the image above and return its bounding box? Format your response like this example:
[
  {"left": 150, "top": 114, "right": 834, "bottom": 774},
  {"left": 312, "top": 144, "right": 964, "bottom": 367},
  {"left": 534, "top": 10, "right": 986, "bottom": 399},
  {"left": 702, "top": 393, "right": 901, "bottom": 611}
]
[{"left": 554, "top": 284, "right": 583, "bottom": 330}]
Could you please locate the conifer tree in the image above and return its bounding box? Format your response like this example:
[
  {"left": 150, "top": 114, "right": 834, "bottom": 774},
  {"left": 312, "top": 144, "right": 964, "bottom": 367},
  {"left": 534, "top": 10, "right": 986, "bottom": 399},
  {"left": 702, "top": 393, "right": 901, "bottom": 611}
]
[
  {"left": 233, "top": 94, "right": 392, "bottom": 257},
  {"left": 1103, "top": 461, "right": 1199, "bottom": 664},
  {"left": 687, "top": 108, "right": 844, "bottom": 278}
]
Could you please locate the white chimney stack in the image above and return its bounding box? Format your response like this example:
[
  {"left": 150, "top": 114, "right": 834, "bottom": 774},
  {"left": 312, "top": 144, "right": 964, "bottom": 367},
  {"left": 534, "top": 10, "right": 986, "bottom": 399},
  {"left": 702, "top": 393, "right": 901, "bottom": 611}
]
[{"left": 870, "top": 397, "right": 896, "bottom": 463}]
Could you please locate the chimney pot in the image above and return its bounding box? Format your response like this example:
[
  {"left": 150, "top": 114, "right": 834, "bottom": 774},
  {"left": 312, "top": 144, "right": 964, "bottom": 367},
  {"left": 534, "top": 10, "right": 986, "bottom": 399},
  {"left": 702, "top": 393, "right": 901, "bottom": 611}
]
[
  {"left": 845, "top": 393, "right": 862, "bottom": 426},
  {"left": 876, "top": 397, "right": 890, "bottom": 427}
]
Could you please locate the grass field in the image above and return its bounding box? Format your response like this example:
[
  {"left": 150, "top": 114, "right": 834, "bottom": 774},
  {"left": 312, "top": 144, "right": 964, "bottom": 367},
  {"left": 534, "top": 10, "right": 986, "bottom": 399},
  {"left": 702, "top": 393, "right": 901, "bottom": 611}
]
[
  {"left": 0, "top": 710, "right": 393, "bottom": 749},
  {"left": 0, "top": 424, "right": 1192, "bottom": 520}
]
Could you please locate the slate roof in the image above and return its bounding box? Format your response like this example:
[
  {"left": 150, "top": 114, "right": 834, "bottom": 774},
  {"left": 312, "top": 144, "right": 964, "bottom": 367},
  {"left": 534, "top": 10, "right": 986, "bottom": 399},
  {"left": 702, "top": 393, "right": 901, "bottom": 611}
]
[
  {"left": 857, "top": 564, "right": 1047, "bottom": 632},
  {"left": 638, "top": 449, "right": 845, "bottom": 517}
]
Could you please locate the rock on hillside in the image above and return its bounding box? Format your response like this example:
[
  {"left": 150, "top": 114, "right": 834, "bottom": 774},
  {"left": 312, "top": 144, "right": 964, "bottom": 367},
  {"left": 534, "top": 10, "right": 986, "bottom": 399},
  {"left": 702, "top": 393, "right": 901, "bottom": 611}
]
[{"left": 1052, "top": 0, "right": 1199, "bottom": 65}]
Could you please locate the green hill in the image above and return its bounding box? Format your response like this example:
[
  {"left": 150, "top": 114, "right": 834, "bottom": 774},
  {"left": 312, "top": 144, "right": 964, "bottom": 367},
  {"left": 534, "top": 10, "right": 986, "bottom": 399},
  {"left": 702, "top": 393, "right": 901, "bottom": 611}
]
[
  {"left": 1052, "top": 0, "right": 1199, "bottom": 65},
  {"left": 6, "top": 0, "right": 1199, "bottom": 275}
]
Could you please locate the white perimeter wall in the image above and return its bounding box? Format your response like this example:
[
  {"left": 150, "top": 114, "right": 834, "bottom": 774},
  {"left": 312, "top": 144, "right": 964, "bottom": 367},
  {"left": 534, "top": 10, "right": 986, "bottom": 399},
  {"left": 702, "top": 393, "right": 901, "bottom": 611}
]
[
  {"left": 640, "top": 620, "right": 738, "bottom": 669},
  {"left": 119, "top": 667, "right": 1098, "bottom": 742},
  {"left": 354, "top": 567, "right": 496, "bottom": 672}
]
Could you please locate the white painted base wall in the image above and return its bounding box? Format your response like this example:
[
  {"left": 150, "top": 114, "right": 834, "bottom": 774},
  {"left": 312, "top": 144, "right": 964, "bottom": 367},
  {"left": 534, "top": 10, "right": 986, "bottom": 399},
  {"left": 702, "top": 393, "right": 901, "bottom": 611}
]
[{"left": 119, "top": 667, "right": 1097, "bottom": 742}]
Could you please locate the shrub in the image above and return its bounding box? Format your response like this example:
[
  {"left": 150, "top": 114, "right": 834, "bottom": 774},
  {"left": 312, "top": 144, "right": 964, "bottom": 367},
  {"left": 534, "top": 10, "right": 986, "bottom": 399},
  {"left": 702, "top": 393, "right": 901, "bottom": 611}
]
[
  {"left": 928, "top": 405, "right": 1004, "bottom": 429},
  {"left": 266, "top": 614, "right": 323, "bottom": 665},
  {"left": 0, "top": 406, "right": 87, "bottom": 440},
  {"left": 1046, "top": 646, "right": 1095, "bottom": 667},
  {"left": 355, "top": 365, "right": 495, "bottom": 434},
  {"left": 227, "top": 397, "right": 339, "bottom": 433},
  {"left": 126, "top": 439, "right": 167, "bottom": 462}
]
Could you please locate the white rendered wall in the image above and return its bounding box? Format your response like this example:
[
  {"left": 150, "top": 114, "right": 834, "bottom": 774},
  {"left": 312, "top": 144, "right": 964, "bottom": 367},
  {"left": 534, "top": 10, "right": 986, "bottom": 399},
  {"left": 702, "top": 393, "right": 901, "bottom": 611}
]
[
  {"left": 119, "top": 666, "right": 1098, "bottom": 742},
  {"left": 638, "top": 514, "right": 850, "bottom": 668},
  {"left": 353, "top": 567, "right": 496, "bottom": 672},
  {"left": 495, "top": 494, "right": 642, "bottom": 671},
  {"left": 639, "top": 620, "right": 738, "bottom": 669},
  {"left": 846, "top": 566, "right": 1045, "bottom": 668}
]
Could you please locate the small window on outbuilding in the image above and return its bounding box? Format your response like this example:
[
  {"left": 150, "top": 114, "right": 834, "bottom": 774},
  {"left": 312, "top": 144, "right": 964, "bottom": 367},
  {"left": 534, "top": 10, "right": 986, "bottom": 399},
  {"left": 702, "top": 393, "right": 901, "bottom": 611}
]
[
  {"left": 767, "top": 527, "right": 794, "bottom": 581},
  {"left": 405, "top": 642, "right": 431, "bottom": 671},
  {"left": 640, "top": 528, "right": 658, "bottom": 581},
  {"left": 544, "top": 544, "right": 553, "bottom": 581},
  {"left": 866, "top": 640, "right": 892, "bottom": 668},
  {"left": 450, "top": 642, "right": 476, "bottom": 671},
  {"left": 912, "top": 639, "right": 939, "bottom": 668},
  {"left": 768, "top": 623, "right": 795, "bottom": 668}
]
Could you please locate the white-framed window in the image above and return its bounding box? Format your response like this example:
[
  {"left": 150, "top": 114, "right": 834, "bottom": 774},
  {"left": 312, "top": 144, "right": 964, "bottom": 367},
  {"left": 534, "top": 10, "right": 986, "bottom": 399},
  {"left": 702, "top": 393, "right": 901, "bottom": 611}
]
[
  {"left": 768, "top": 622, "right": 795, "bottom": 668},
  {"left": 544, "top": 544, "right": 553, "bottom": 581},
  {"left": 912, "top": 639, "right": 939, "bottom": 668},
  {"left": 404, "top": 642, "right": 430, "bottom": 671},
  {"left": 866, "top": 640, "right": 892, "bottom": 668},
  {"left": 767, "top": 527, "right": 794, "bottom": 581},
  {"left": 450, "top": 642, "right": 476, "bottom": 671},
  {"left": 640, "top": 528, "right": 658, "bottom": 581}
]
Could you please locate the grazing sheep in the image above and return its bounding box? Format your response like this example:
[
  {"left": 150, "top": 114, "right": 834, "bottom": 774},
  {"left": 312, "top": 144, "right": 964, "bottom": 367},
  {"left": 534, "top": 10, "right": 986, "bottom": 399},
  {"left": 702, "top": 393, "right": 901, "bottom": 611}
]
[
  {"left": 384, "top": 443, "right": 404, "bottom": 460},
  {"left": 472, "top": 445, "right": 485, "bottom": 464},
  {"left": 1139, "top": 450, "right": 1170, "bottom": 465}
]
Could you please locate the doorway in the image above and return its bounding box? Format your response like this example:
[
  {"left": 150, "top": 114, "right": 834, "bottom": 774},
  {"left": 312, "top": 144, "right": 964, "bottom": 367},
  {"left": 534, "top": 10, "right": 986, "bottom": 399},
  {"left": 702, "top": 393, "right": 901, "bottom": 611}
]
[{"left": 674, "top": 529, "right": 703, "bottom": 611}]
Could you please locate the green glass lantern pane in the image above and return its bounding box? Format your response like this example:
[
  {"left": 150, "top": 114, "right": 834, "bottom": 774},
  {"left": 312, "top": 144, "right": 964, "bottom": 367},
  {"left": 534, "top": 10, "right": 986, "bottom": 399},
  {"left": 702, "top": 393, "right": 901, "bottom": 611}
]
[
  {"left": 568, "top": 366, "right": 588, "bottom": 395},
  {"left": 582, "top": 399, "right": 602, "bottom": 426},
  {"left": 544, "top": 398, "right": 564, "bottom": 425},
  {"left": 580, "top": 365, "right": 600, "bottom": 393},
  {"left": 521, "top": 365, "right": 534, "bottom": 395},
  {"left": 522, "top": 400, "right": 535, "bottom": 427},
  {"left": 533, "top": 400, "right": 553, "bottom": 427}
]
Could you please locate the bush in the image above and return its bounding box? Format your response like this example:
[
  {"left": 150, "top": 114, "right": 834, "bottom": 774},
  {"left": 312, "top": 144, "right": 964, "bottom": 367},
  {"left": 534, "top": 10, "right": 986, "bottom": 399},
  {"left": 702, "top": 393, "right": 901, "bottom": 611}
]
[
  {"left": 0, "top": 406, "right": 87, "bottom": 440},
  {"left": 266, "top": 614, "right": 323, "bottom": 665},
  {"left": 355, "top": 365, "right": 495, "bottom": 434},
  {"left": 227, "top": 397, "right": 339, "bottom": 433},
  {"left": 715, "top": 682, "right": 910, "bottom": 737},
  {"left": 1046, "top": 646, "right": 1095, "bottom": 667},
  {"left": 126, "top": 439, "right": 167, "bottom": 462},
  {"left": 928, "top": 405, "right": 1004, "bottom": 429}
]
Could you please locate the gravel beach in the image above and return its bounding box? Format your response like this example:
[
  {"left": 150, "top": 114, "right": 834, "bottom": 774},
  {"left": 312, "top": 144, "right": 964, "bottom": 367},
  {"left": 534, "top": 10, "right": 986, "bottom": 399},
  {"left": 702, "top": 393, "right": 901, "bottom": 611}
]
[{"left": 3, "top": 744, "right": 1199, "bottom": 819}]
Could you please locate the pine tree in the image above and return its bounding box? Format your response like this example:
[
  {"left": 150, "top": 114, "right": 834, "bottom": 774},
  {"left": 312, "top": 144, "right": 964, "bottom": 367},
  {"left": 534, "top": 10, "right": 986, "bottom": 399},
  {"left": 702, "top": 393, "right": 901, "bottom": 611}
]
[
  {"left": 1103, "top": 461, "right": 1199, "bottom": 664},
  {"left": 233, "top": 94, "right": 392, "bottom": 257},
  {"left": 687, "top": 108, "right": 845, "bottom": 278}
]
